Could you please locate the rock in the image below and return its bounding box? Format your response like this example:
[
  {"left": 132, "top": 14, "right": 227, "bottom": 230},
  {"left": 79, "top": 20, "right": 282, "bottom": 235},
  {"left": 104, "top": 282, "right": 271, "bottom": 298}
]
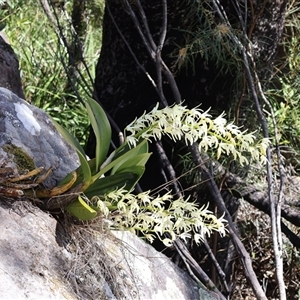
[
  {"left": 0, "top": 203, "right": 76, "bottom": 300},
  {"left": 105, "top": 230, "right": 215, "bottom": 300},
  {"left": 0, "top": 36, "right": 25, "bottom": 99},
  {"left": 0, "top": 200, "right": 217, "bottom": 300},
  {"left": 0, "top": 87, "right": 79, "bottom": 189}
]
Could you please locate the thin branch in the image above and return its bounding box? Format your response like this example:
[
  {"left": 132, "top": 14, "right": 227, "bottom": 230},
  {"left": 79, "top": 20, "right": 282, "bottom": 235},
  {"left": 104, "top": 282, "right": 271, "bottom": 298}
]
[
  {"left": 221, "top": 166, "right": 300, "bottom": 249},
  {"left": 174, "top": 239, "right": 226, "bottom": 300},
  {"left": 158, "top": 0, "right": 168, "bottom": 49},
  {"left": 122, "top": 0, "right": 178, "bottom": 105},
  {"left": 161, "top": 60, "right": 182, "bottom": 104},
  {"left": 39, "top": 0, "right": 58, "bottom": 27},
  {"left": 203, "top": 239, "right": 230, "bottom": 294},
  {"left": 211, "top": 1, "right": 286, "bottom": 298},
  {"left": 106, "top": 4, "right": 156, "bottom": 87},
  {"left": 156, "top": 0, "right": 168, "bottom": 101},
  {"left": 190, "top": 143, "right": 267, "bottom": 300},
  {"left": 110, "top": 1, "right": 168, "bottom": 106},
  {"left": 132, "top": 0, "right": 172, "bottom": 108},
  {"left": 122, "top": 0, "right": 155, "bottom": 60},
  {"left": 155, "top": 141, "right": 182, "bottom": 196},
  {"left": 135, "top": 0, "right": 157, "bottom": 50}
]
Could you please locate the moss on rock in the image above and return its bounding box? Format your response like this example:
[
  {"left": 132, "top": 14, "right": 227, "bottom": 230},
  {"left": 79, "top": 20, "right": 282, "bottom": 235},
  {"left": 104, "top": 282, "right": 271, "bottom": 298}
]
[{"left": 2, "top": 144, "right": 35, "bottom": 173}]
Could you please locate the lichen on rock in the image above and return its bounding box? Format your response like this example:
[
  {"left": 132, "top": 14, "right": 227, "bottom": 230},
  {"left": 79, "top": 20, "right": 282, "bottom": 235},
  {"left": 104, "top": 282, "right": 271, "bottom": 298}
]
[
  {"left": 0, "top": 87, "right": 80, "bottom": 188},
  {"left": 14, "top": 102, "right": 41, "bottom": 135}
]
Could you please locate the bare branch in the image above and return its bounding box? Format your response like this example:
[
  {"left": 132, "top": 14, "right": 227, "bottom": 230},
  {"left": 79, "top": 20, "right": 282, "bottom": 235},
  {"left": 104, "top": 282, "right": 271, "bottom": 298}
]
[
  {"left": 190, "top": 143, "right": 268, "bottom": 300},
  {"left": 122, "top": 0, "right": 155, "bottom": 59},
  {"left": 121, "top": 0, "right": 181, "bottom": 105},
  {"left": 203, "top": 239, "right": 230, "bottom": 294},
  {"left": 210, "top": 1, "right": 287, "bottom": 298},
  {"left": 158, "top": 0, "right": 168, "bottom": 50},
  {"left": 39, "top": 0, "right": 57, "bottom": 27},
  {"left": 155, "top": 141, "right": 182, "bottom": 196},
  {"left": 174, "top": 239, "right": 226, "bottom": 300},
  {"left": 135, "top": 0, "right": 157, "bottom": 50},
  {"left": 117, "top": 1, "right": 168, "bottom": 106}
]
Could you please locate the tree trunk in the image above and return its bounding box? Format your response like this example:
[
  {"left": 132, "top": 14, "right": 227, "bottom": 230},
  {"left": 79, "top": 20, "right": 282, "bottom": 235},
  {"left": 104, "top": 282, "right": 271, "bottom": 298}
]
[
  {"left": 88, "top": 0, "right": 287, "bottom": 154},
  {"left": 87, "top": 0, "right": 287, "bottom": 192}
]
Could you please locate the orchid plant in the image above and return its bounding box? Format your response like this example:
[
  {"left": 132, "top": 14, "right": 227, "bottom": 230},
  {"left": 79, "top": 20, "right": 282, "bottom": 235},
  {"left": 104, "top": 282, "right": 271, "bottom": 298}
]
[
  {"left": 53, "top": 97, "right": 150, "bottom": 220},
  {"left": 53, "top": 98, "right": 268, "bottom": 245}
]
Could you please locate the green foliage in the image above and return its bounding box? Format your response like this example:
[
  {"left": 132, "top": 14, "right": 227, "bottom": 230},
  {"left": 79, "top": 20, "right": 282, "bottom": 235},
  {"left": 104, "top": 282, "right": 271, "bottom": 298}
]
[
  {"left": 54, "top": 97, "right": 150, "bottom": 220},
  {"left": 67, "top": 195, "right": 98, "bottom": 220},
  {"left": 0, "top": 0, "right": 281, "bottom": 249},
  {"left": 267, "top": 1, "right": 300, "bottom": 169},
  {"left": 267, "top": 80, "right": 300, "bottom": 146},
  {"left": 1, "top": 0, "right": 103, "bottom": 145},
  {"left": 173, "top": 1, "right": 242, "bottom": 75}
]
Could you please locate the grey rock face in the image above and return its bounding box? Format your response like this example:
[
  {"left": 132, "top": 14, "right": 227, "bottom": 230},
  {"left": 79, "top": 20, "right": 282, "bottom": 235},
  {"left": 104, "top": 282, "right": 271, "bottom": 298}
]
[
  {"left": 0, "top": 200, "right": 217, "bottom": 300},
  {"left": 0, "top": 203, "right": 76, "bottom": 300},
  {"left": 106, "top": 231, "right": 208, "bottom": 300},
  {"left": 0, "top": 87, "right": 79, "bottom": 188}
]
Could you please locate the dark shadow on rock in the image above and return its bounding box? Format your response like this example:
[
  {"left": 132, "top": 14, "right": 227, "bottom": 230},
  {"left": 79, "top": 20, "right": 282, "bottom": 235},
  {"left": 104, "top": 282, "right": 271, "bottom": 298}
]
[{"left": 0, "top": 35, "right": 25, "bottom": 99}]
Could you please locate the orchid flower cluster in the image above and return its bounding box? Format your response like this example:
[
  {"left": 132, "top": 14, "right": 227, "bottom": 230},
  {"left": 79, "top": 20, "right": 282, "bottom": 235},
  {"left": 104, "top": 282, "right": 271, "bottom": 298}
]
[
  {"left": 95, "top": 188, "right": 227, "bottom": 247},
  {"left": 125, "top": 103, "right": 269, "bottom": 165},
  {"left": 92, "top": 103, "right": 269, "bottom": 246}
]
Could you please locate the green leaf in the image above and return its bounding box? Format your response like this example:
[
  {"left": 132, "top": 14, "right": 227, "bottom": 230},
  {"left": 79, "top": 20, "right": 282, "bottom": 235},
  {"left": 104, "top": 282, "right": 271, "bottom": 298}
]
[
  {"left": 112, "top": 153, "right": 151, "bottom": 174},
  {"left": 67, "top": 195, "right": 97, "bottom": 220},
  {"left": 110, "top": 140, "right": 149, "bottom": 174},
  {"left": 84, "top": 172, "right": 140, "bottom": 198},
  {"left": 56, "top": 170, "right": 75, "bottom": 187},
  {"left": 51, "top": 117, "right": 86, "bottom": 156},
  {"left": 91, "top": 140, "right": 149, "bottom": 180},
  {"left": 113, "top": 137, "right": 148, "bottom": 160},
  {"left": 52, "top": 118, "right": 91, "bottom": 187},
  {"left": 115, "top": 165, "right": 146, "bottom": 191},
  {"left": 85, "top": 97, "right": 111, "bottom": 171}
]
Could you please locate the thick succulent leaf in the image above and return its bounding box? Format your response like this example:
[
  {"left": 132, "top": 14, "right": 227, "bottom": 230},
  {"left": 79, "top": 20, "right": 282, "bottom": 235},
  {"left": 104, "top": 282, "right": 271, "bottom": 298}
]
[
  {"left": 115, "top": 165, "right": 146, "bottom": 191},
  {"left": 56, "top": 170, "right": 77, "bottom": 187},
  {"left": 110, "top": 140, "right": 149, "bottom": 175},
  {"left": 52, "top": 118, "right": 91, "bottom": 187},
  {"left": 112, "top": 153, "right": 151, "bottom": 174},
  {"left": 91, "top": 140, "right": 148, "bottom": 181},
  {"left": 67, "top": 195, "right": 97, "bottom": 220},
  {"left": 113, "top": 138, "right": 148, "bottom": 160},
  {"left": 84, "top": 172, "right": 140, "bottom": 198},
  {"left": 51, "top": 117, "right": 86, "bottom": 156},
  {"left": 85, "top": 97, "right": 111, "bottom": 171}
]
